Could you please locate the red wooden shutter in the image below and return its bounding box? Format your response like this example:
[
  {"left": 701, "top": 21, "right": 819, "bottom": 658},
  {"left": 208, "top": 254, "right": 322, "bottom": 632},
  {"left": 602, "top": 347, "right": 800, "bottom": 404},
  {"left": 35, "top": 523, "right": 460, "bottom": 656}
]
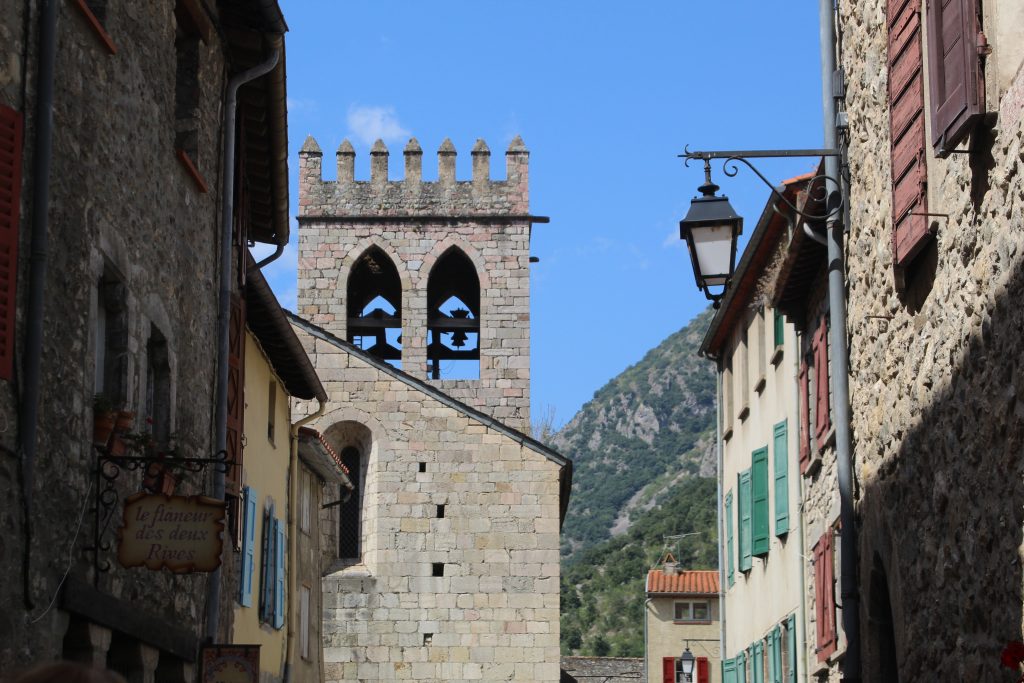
[
  {"left": 225, "top": 292, "right": 246, "bottom": 495},
  {"left": 697, "top": 657, "right": 710, "bottom": 683},
  {"left": 798, "top": 358, "right": 811, "bottom": 472},
  {"left": 814, "top": 531, "right": 838, "bottom": 661},
  {"left": 813, "top": 535, "right": 827, "bottom": 659},
  {"left": 663, "top": 656, "right": 676, "bottom": 683},
  {"left": 926, "top": 0, "right": 983, "bottom": 156},
  {"left": 813, "top": 319, "right": 830, "bottom": 443},
  {"left": 0, "top": 105, "right": 23, "bottom": 381},
  {"left": 888, "top": 0, "right": 932, "bottom": 267}
]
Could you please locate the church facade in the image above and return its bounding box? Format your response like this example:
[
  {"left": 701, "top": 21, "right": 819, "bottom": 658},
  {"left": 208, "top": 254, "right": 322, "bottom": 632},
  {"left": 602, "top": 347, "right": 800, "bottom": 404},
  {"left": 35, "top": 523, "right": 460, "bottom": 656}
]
[{"left": 292, "top": 135, "right": 570, "bottom": 682}]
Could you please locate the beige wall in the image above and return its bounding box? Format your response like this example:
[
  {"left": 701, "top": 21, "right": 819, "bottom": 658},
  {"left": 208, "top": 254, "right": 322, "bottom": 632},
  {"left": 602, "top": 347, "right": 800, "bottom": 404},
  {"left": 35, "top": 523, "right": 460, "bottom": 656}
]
[
  {"left": 645, "top": 596, "right": 720, "bottom": 683},
  {"left": 231, "top": 333, "right": 294, "bottom": 681},
  {"left": 719, "top": 305, "right": 807, "bottom": 669}
]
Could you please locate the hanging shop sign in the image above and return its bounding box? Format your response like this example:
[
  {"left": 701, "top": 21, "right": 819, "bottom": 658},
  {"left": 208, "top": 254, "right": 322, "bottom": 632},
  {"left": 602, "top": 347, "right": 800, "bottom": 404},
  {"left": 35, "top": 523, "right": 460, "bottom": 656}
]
[
  {"left": 118, "top": 492, "right": 225, "bottom": 572},
  {"left": 200, "top": 644, "right": 260, "bottom": 683}
]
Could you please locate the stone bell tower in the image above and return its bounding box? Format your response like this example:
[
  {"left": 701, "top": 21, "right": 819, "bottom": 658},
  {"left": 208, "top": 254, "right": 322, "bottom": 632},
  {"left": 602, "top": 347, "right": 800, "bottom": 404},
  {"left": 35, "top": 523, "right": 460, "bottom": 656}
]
[{"left": 296, "top": 135, "right": 541, "bottom": 432}]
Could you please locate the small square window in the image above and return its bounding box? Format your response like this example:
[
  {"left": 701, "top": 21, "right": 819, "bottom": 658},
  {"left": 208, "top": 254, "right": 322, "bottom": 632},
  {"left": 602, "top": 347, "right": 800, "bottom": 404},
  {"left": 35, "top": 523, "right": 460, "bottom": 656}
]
[
  {"left": 674, "top": 601, "right": 690, "bottom": 621},
  {"left": 419, "top": 462, "right": 427, "bottom": 473},
  {"left": 431, "top": 562, "right": 444, "bottom": 577},
  {"left": 423, "top": 633, "right": 433, "bottom": 646},
  {"left": 692, "top": 602, "right": 709, "bottom": 621},
  {"left": 436, "top": 504, "right": 445, "bottom": 519}
]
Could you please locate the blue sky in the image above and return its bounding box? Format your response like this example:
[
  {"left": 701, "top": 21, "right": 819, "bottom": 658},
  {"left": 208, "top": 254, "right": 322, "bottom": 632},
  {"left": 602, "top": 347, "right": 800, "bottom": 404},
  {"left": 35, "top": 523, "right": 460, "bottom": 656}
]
[{"left": 261, "top": 1, "right": 826, "bottom": 430}]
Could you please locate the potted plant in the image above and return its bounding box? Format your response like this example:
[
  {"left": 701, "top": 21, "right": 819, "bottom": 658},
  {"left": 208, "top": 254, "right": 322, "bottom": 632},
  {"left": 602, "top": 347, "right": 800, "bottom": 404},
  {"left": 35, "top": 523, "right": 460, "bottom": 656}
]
[{"left": 92, "top": 394, "right": 118, "bottom": 448}]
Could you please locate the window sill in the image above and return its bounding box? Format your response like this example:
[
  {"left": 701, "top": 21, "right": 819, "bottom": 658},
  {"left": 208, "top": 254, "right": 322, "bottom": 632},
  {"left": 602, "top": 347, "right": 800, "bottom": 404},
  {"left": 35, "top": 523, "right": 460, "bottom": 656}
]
[
  {"left": 673, "top": 620, "right": 713, "bottom": 625},
  {"left": 72, "top": 0, "right": 117, "bottom": 54},
  {"left": 176, "top": 149, "right": 209, "bottom": 193},
  {"left": 771, "top": 345, "right": 784, "bottom": 366},
  {"left": 802, "top": 450, "right": 823, "bottom": 477},
  {"left": 817, "top": 424, "right": 836, "bottom": 453}
]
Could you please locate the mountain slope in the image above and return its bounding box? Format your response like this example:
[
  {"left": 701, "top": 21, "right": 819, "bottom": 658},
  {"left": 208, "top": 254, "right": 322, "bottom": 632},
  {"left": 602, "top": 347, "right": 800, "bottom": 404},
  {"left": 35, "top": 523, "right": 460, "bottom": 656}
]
[
  {"left": 554, "top": 308, "right": 717, "bottom": 558},
  {"left": 559, "top": 476, "right": 718, "bottom": 657}
]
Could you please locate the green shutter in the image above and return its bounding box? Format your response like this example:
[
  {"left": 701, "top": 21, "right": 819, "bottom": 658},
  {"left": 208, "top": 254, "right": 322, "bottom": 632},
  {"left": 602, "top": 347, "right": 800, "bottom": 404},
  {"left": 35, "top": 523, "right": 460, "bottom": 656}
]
[
  {"left": 723, "top": 658, "right": 736, "bottom": 683},
  {"left": 752, "top": 643, "right": 763, "bottom": 683},
  {"left": 766, "top": 633, "right": 776, "bottom": 683},
  {"left": 736, "top": 651, "right": 746, "bottom": 683},
  {"left": 773, "top": 421, "right": 789, "bottom": 536},
  {"left": 751, "top": 447, "right": 769, "bottom": 556},
  {"left": 786, "top": 614, "right": 797, "bottom": 683},
  {"left": 725, "top": 491, "right": 735, "bottom": 586},
  {"left": 738, "top": 471, "right": 752, "bottom": 571},
  {"left": 773, "top": 308, "right": 784, "bottom": 348},
  {"left": 770, "top": 626, "right": 784, "bottom": 683}
]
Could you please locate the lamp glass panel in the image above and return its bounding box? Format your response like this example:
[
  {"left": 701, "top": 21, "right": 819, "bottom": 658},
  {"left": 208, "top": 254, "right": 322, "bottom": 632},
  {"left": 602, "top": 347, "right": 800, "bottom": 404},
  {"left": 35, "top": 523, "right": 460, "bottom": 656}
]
[
  {"left": 691, "top": 224, "right": 734, "bottom": 285},
  {"left": 680, "top": 655, "right": 696, "bottom": 675}
]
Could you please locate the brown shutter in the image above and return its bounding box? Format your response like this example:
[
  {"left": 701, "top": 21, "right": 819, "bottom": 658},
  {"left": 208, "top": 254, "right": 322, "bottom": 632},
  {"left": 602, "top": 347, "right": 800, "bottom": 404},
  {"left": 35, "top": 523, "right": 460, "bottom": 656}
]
[
  {"left": 888, "top": 0, "right": 932, "bottom": 267},
  {"left": 813, "top": 319, "right": 830, "bottom": 443},
  {"left": 225, "top": 292, "right": 246, "bottom": 495},
  {"left": 0, "top": 105, "right": 23, "bottom": 382},
  {"left": 926, "top": 0, "right": 983, "bottom": 156},
  {"left": 798, "top": 358, "right": 811, "bottom": 473}
]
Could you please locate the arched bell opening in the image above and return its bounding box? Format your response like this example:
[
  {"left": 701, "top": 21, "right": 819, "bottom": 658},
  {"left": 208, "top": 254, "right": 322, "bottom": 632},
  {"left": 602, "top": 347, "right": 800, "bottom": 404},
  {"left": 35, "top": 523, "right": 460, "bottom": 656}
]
[
  {"left": 347, "top": 247, "right": 402, "bottom": 368},
  {"left": 426, "top": 248, "right": 480, "bottom": 380}
]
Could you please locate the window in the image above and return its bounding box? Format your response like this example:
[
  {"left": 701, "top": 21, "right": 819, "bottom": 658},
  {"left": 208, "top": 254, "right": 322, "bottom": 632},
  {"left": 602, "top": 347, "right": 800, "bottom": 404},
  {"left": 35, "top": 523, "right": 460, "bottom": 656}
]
[
  {"left": 427, "top": 247, "right": 480, "bottom": 380},
  {"left": 814, "top": 530, "right": 838, "bottom": 661},
  {"left": 751, "top": 447, "right": 769, "bottom": 557},
  {"left": 267, "top": 380, "right": 277, "bottom": 444},
  {"left": 663, "top": 656, "right": 709, "bottom": 683},
  {"left": 259, "top": 502, "right": 286, "bottom": 629},
  {"left": 754, "top": 308, "right": 766, "bottom": 391},
  {"left": 71, "top": 0, "right": 116, "bottom": 54},
  {"left": 751, "top": 642, "right": 764, "bottom": 683},
  {"left": 673, "top": 600, "right": 709, "bottom": 622},
  {"left": 773, "top": 421, "right": 789, "bottom": 536},
  {"left": 767, "top": 627, "right": 783, "bottom": 683},
  {"left": 812, "top": 316, "right": 831, "bottom": 448},
  {"left": 347, "top": 246, "right": 402, "bottom": 368},
  {"left": 725, "top": 491, "right": 735, "bottom": 587},
  {"left": 0, "top": 105, "right": 22, "bottom": 382},
  {"left": 300, "top": 585, "right": 311, "bottom": 660},
  {"left": 238, "top": 486, "right": 257, "bottom": 607},
  {"left": 145, "top": 326, "right": 171, "bottom": 448},
  {"left": 738, "top": 327, "right": 750, "bottom": 419},
  {"left": 94, "top": 272, "right": 128, "bottom": 405},
  {"left": 784, "top": 614, "right": 797, "bottom": 683},
  {"left": 723, "top": 355, "right": 734, "bottom": 433},
  {"left": 773, "top": 308, "right": 784, "bottom": 349},
  {"left": 925, "top": 0, "right": 984, "bottom": 157},
  {"left": 738, "top": 470, "right": 752, "bottom": 572},
  {"left": 432, "top": 563, "right": 445, "bottom": 577},
  {"left": 338, "top": 447, "right": 361, "bottom": 560},
  {"left": 300, "top": 471, "right": 311, "bottom": 535}
]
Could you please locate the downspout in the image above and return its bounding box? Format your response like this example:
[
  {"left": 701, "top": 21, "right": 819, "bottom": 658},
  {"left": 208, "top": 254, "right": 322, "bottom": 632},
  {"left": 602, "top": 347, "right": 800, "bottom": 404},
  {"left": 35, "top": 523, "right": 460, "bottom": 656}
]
[
  {"left": 715, "top": 366, "right": 726, "bottom": 668},
  {"left": 795, "top": 331, "right": 811, "bottom": 680},
  {"left": 253, "top": 243, "right": 285, "bottom": 270},
  {"left": 283, "top": 398, "right": 326, "bottom": 683},
  {"left": 818, "top": 0, "right": 860, "bottom": 679},
  {"left": 18, "top": 0, "right": 59, "bottom": 610},
  {"left": 205, "top": 47, "right": 281, "bottom": 641}
]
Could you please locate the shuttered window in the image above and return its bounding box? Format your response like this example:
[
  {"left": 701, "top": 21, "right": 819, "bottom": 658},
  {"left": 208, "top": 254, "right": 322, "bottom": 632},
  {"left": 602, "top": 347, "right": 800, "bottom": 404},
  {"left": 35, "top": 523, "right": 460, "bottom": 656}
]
[
  {"left": 812, "top": 318, "right": 830, "bottom": 445},
  {"left": 926, "top": 0, "right": 983, "bottom": 156},
  {"left": 662, "top": 656, "right": 675, "bottom": 683},
  {"left": 751, "top": 642, "right": 764, "bottom": 683},
  {"left": 751, "top": 447, "right": 769, "bottom": 557},
  {"left": 888, "top": 0, "right": 932, "bottom": 266},
  {"left": 738, "top": 470, "right": 752, "bottom": 572},
  {"left": 259, "top": 502, "right": 275, "bottom": 623},
  {"left": 773, "top": 421, "right": 789, "bottom": 535},
  {"left": 814, "top": 530, "right": 838, "bottom": 660},
  {"left": 273, "top": 518, "right": 286, "bottom": 629},
  {"left": 798, "top": 358, "right": 811, "bottom": 473},
  {"left": 736, "top": 650, "right": 747, "bottom": 683},
  {"left": 773, "top": 308, "right": 784, "bottom": 349},
  {"left": 725, "top": 491, "right": 735, "bottom": 587},
  {"left": 723, "top": 658, "right": 738, "bottom": 683},
  {"left": 0, "top": 105, "right": 23, "bottom": 382},
  {"left": 238, "top": 486, "right": 257, "bottom": 607},
  {"left": 786, "top": 614, "right": 798, "bottom": 683},
  {"left": 225, "top": 293, "right": 246, "bottom": 497},
  {"left": 697, "top": 657, "right": 709, "bottom": 683},
  {"left": 769, "top": 627, "right": 783, "bottom": 683}
]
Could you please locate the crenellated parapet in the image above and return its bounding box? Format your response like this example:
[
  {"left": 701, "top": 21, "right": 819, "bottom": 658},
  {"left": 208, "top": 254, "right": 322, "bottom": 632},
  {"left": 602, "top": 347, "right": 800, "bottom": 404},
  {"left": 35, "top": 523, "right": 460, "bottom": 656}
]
[{"left": 298, "top": 135, "right": 530, "bottom": 218}]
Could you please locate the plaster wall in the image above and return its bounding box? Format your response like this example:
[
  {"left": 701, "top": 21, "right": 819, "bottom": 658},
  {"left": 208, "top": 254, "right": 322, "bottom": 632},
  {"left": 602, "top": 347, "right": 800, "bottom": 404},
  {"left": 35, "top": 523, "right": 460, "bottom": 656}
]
[{"left": 644, "top": 596, "right": 720, "bottom": 683}]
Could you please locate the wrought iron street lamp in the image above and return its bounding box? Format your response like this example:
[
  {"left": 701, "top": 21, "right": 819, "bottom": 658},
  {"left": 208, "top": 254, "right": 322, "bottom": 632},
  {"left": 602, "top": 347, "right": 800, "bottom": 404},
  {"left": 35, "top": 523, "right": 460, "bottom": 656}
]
[
  {"left": 678, "top": 646, "right": 696, "bottom": 683},
  {"left": 678, "top": 159, "right": 742, "bottom": 307}
]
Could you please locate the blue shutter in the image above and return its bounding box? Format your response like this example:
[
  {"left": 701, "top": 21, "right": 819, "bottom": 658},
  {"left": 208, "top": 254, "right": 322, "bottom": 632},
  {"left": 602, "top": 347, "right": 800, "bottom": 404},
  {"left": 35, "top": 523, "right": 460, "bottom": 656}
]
[
  {"left": 725, "top": 491, "right": 735, "bottom": 587},
  {"left": 273, "top": 517, "right": 286, "bottom": 629},
  {"left": 786, "top": 614, "right": 797, "bottom": 683},
  {"left": 260, "top": 502, "right": 274, "bottom": 622},
  {"left": 751, "top": 447, "right": 769, "bottom": 556},
  {"left": 773, "top": 420, "right": 789, "bottom": 535},
  {"left": 239, "top": 486, "right": 257, "bottom": 606},
  {"left": 738, "top": 471, "right": 752, "bottom": 572}
]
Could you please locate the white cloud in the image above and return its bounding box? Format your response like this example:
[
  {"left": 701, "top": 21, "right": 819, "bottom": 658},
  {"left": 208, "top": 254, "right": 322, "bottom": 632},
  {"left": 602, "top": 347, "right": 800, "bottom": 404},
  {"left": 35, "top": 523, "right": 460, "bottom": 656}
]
[
  {"left": 286, "top": 97, "right": 317, "bottom": 113},
  {"left": 662, "top": 229, "right": 683, "bottom": 249},
  {"left": 346, "top": 105, "right": 410, "bottom": 146}
]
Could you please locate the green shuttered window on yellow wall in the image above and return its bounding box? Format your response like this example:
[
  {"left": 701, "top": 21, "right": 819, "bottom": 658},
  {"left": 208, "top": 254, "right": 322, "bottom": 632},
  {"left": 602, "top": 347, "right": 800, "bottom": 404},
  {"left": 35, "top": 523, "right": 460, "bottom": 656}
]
[
  {"left": 773, "top": 420, "right": 789, "bottom": 536},
  {"left": 751, "top": 447, "right": 769, "bottom": 556},
  {"left": 738, "top": 470, "right": 752, "bottom": 572}
]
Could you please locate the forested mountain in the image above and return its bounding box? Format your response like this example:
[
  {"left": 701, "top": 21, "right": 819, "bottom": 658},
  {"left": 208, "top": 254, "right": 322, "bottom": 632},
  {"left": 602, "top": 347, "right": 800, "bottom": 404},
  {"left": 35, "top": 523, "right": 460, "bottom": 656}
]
[
  {"left": 554, "top": 308, "right": 717, "bottom": 557},
  {"left": 554, "top": 308, "right": 720, "bottom": 656}
]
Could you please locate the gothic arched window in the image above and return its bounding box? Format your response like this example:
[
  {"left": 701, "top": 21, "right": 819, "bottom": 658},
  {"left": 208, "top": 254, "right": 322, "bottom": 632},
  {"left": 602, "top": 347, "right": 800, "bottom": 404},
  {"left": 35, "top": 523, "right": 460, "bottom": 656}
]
[
  {"left": 347, "top": 247, "right": 402, "bottom": 367},
  {"left": 426, "top": 248, "right": 480, "bottom": 379},
  {"left": 338, "top": 446, "right": 361, "bottom": 560}
]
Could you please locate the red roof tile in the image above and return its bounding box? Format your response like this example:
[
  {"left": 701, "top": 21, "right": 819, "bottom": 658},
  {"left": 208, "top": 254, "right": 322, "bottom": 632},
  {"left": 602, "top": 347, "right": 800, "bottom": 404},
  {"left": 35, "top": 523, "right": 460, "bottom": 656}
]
[{"left": 646, "top": 569, "right": 719, "bottom": 595}]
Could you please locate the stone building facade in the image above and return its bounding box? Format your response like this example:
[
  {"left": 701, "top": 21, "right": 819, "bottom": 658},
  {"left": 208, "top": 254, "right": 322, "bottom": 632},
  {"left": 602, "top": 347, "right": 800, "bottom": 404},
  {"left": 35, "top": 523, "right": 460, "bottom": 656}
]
[
  {"left": 836, "top": 0, "right": 1024, "bottom": 679},
  {"left": 293, "top": 135, "right": 570, "bottom": 682},
  {"left": 0, "top": 0, "right": 290, "bottom": 676}
]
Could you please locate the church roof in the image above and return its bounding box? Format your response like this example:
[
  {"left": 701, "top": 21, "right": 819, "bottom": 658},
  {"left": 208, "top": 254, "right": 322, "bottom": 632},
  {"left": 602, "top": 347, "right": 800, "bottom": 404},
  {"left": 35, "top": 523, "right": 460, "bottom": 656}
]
[{"left": 285, "top": 311, "right": 574, "bottom": 523}]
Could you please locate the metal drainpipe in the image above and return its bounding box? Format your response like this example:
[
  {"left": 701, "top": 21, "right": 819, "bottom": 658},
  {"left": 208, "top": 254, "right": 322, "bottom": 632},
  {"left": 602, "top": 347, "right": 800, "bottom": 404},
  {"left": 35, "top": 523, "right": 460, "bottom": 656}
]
[
  {"left": 818, "top": 0, "right": 860, "bottom": 679},
  {"left": 18, "top": 0, "right": 59, "bottom": 610},
  {"left": 715, "top": 366, "right": 726, "bottom": 668},
  {"left": 283, "top": 398, "right": 326, "bottom": 683},
  {"left": 205, "top": 47, "right": 281, "bottom": 642},
  {"left": 794, "top": 330, "right": 811, "bottom": 681},
  {"left": 253, "top": 242, "right": 285, "bottom": 270},
  {"left": 643, "top": 596, "right": 652, "bottom": 683}
]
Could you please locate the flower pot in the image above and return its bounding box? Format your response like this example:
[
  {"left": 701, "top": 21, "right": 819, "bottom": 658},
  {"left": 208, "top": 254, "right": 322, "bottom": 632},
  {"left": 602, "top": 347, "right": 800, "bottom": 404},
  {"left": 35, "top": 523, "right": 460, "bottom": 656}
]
[
  {"left": 114, "top": 410, "right": 135, "bottom": 434},
  {"left": 108, "top": 434, "right": 128, "bottom": 457},
  {"left": 93, "top": 411, "right": 117, "bottom": 447},
  {"left": 143, "top": 462, "right": 176, "bottom": 495}
]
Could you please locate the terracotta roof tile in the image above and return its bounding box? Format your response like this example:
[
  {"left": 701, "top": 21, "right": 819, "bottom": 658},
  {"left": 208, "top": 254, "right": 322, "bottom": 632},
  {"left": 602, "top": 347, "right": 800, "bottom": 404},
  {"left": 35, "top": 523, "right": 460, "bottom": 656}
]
[{"left": 645, "top": 569, "right": 719, "bottom": 595}]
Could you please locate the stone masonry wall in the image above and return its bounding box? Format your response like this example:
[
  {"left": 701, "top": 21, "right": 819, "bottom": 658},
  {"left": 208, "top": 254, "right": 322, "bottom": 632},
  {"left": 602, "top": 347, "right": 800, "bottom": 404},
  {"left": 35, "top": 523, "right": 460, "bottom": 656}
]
[
  {"left": 839, "top": 0, "right": 1024, "bottom": 678},
  {"left": 0, "top": 0, "right": 231, "bottom": 671},
  {"left": 291, "top": 329, "right": 563, "bottom": 683},
  {"left": 297, "top": 137, "right": 532, "bottom": 432}
]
